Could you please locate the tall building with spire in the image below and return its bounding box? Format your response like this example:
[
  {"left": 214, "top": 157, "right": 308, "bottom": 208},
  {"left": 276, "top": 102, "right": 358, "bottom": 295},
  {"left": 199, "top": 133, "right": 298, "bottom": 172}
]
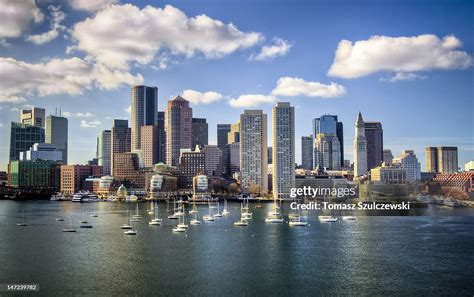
[
  {"left": 354, "top": 112, "right": 367, "bottom": 176},
  {"left": 130, "top": 85, "right": 158, "bottom": 151},
  {"left": 165, "top": 96, "right": 192, "bottom": 166}
]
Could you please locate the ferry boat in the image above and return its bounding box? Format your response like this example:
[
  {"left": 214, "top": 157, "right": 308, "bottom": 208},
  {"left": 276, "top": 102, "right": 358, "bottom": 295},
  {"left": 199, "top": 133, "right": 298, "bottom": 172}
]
[{"left": 72, "top": 192, "right": 91, "bottom": 203}]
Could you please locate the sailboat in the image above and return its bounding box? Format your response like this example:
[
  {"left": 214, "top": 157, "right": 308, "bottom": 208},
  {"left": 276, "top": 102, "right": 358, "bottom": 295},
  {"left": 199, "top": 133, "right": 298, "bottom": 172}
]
[
  {"left": 131, "top": 203, "right": 142, "bottom": 221},
  {"left": 190, "top": 209, "right": 201, "bottom": 225},
  {"left": 90, "top": 204, "right": 98, "bottom": 217},
  {"left": 265, "top": 199, "right": 284, "bottom": 223},
  {"left": 55, "top": 217, "right": 64, "bottom": 221},
  {"left": 213, "top": 201, "right": 223, "bottom": 218},
  {"left": 62, "top": 217, "right": 77, "bottom": 232},
  {"left": 78, "top": 207, "right": 88, "bottom": 224},
  {"left": 203, "top": 199, "right": 215, "bottom": 221},
  {"left": 168, "top": 198, "right": 179, "bottom": 219},
  {"left": 222, "top": 200, "right": 230, "bottom": 215},
  {"left": 289, "top": 207, "right": 308, "bottom": 226},
  {"left": 234, "top": 203, "right": 248, "bottom": 226},
  {"left": 120, "top": 211, "right": 132, "bottom": 229},
  {"left": 319, "top": 215, "right": 338, "bottom": 222},
  {"left": 149, "top": 204, "right": 162, "bottom": 225},
  {"left": 177, "top": 211, "right": 189, "bottom": 229},
  {"left": 148, "top": 200, "right": 154, "bottom": 215},
  {"left": 189, "top": 201, "right": 198, "bottom": 214},
  {"left": 17, "top": 209, "right": 27, "bottom": 226},
  {"left": 124, "top": 216, "right": 137, "bottom": 235}
]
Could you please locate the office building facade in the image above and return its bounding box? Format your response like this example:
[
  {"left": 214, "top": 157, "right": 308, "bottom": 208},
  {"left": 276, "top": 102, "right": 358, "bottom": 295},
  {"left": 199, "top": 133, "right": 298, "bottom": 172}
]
[
  {"left": 97, "top": 130, "right": 111, "bottom": 175},
  {"left": 165, "top": 96, "right": 192, "bottom": 166},
  {"left": 365, "top": 122, "right": 383, "bottom": 170},
  {"left": 9, "top": 122, "right": 45, "bottom": 161},
  {"left": 45, "top": 115, "right": 68, "bottom": 164},
  {"left": 131, "top": 85, "right": 158, "bottom": 151},
  {"left": 192, "top": 118, "right": 208, "bottom": 148}
]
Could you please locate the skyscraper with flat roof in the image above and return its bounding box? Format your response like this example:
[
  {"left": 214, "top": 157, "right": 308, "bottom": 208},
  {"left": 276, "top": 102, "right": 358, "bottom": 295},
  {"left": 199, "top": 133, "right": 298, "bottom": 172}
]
[
  {"left": 9, "top": 122, "right": 45, "bottom": 161},
  {"left": 131, "top": 85, "right": 158, "bottom": 151},
  {"left": 313, "top": 115, "right": 344, "bottom": 165},
  {"left": 45, "top": 115, "right": 68, "bottom": 164},
  {"left": 192, "top": 118, "right": 208, "bottom": 148},
  {"left": 365, "top": 122, "right": 383, "bottom": 170},
  {"left": 97, "top": 130, "right": 111, "bottom": 175},
  {"left": 20, "top": 107, "right": 45, "bottom": 128},
  {"left": 217, "top": 124, "right": 231, "bottom": 149},
  {"left": 111, "top": 119, "right": 131, "bottom": 174},
  {"left": 301, "top": 135, "right": 313, "bottom": 170},
  {"left": 437, "top": 146, "right": 458, "bottom": 173}
]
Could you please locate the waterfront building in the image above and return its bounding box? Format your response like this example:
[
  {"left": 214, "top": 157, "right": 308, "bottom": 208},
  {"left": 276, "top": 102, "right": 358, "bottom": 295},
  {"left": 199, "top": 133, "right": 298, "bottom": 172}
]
[
  {"left": 131, "top": 85, "right": 158, "bottom": 151},
  {"left": 149, "top": 173, "right": 178, "bottom": 198},
  {"left": 240, "top": 110, "right": 268, "bottom": 194},
  {"left": 301, "top": 135, "right": 313, "bottom": 170},
  {"left": 314, "top": 133, "right": 341, "bottom": 171},
  {"left": 165, "top": 96, "right": 192, "bottom": 166},
  {"left": 365, "top": 122, "right": 383, "bottom": 170},
  {"left": 392, "top": 150, "right": 421, "bottom": 182},
  {"left": 45, "top": 115, "right": 68, "bottom": 164},
  {"left": 370, "top": 164, "right": 407, "bottom": 184},
  {"left": 60, "top": 164, "right": 103, "bottom": 195},
  {"left": 426, "top": 146, "right": 459, "bottom": 173},
  {"left": 201, "top": 145, "right": 223, "bottom": 177},
  {"left": 383, "top": 149, "right": 393, "bottom": 166},
  {"left": 97, "top": 130, "right": 111, "bottom": 175},
  {"left": 353, "top": 112, "right": 368, "bottom": 177},
  {"left": 20, "top": 107, "right": 45, "bottom": 128},
  {"left": 430, "top": 172, "right": 473, "bottom": 199},
  {"left": 313, "top": 115, "right": 344, "bottom": 165},
  {"left": 8, "top": 159, "right": 60, "bottom": 190},
  {"left": 156, "top": 111, "right": 166, "bottom": 163},
  {"left": 272, "top": 102, "right": 295, "bottom": 199},
  {"left": 83, "top": 177, "right": 101, "bottom": 193},
  {"left": 465, "top": 161, "right": 474, "bottom": 171},
  {"left": 140, "top": 125, "right": 160, "bottom": 167},
  {"left": 19, "top": 143, "right": 62, "bottom": 161},
  {"left": 217, "top": 124, "right": 231, "bottom": 149},
  {"left": 112, "top": 152, "right": 147, "bottom": 190},
  {"left": 9, "top": 122, "right": 45, "bottom": 161},
  {"left": 111, "top": 119, "right": 131, "bottom": 174},
  {"left": 97, "top": 175, "right": 121, "bottom": 197},
  {"left": 192, "top": 118, "right": 208, "bottom": 148},
  {"left": 178, "top": 148, "right": 205, "bottom": 189}
]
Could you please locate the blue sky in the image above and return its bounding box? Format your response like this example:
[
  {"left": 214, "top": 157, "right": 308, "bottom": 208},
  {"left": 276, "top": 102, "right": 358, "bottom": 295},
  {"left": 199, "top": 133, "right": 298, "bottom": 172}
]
[{"left": 0, "top": 0, "right": 473, "bottom": 171}]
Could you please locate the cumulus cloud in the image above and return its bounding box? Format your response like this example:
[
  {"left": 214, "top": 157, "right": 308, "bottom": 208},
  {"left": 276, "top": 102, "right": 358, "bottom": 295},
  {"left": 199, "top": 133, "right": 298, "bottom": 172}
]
[
  {"left": 328, "top": 34, "right": 472, "bottom": 79},
  {"left": 71, "top": 4, "right": 263, "bottom": 69},
  {"left": 63, "top": 111, "right": 95, "bottom": 118},
  {"left": 0, "top": 0, "right": 43, "bottom": 39},
  {"left": 70, "top": 0, "right": 117, "bottom": 12},
  {"left": 271, "top": 77, "right": 346, "bottom": 98},
  {"left": 0, "top": 57, "right": 142, "bottom": 102},
  {"left": 250, "top": 38, "right": 292, "bottom": 61},
  {"left": 181, "top": 90, "right": 224, "bottom": 105},
  {"left": 228, "top": 94, "right": 275, "bottom": 108},
  {"left": 26, "top": 5, "right": 65, "bottom": 45},
  {"left": 80, "top": 120, "right": 101, "bottom": 128}
]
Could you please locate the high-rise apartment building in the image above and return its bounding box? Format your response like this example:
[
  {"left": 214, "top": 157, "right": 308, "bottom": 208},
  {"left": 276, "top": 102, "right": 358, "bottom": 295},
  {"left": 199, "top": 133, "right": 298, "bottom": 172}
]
[
  {"left": 131, "top": 85, "right": 158, "bottom": 150},
  {"left": 20, "top": 107, "right": 45, "bottom": 128},
  {"left": 354, "top": 112, "right": 367, "bottom": 176},
  {"left": 9, "top": 122, "right": 45, "bottom": 161},
  {"left": 97, "top": 130, "right": 111, "bottom": 175},
  {"left": 217, "top": 124, "right": 231, "bottom": 149},
  {"left": 111, "top": 119, "right": 131, "bottom": 174},
  {"left": 314, "top": 133, "right": 341, "bottom": 170},
  {"left": 240, "top": 110, "right": 268, "bottom": 194},
  {"left": 272, "top": 102, "right": 295, "bottom": 200},
  {"left": 165, "top": 96, "right": 192, "bottom": 166},
  {"left": 179, "top": 148, "right": 205, "bottom": 189},
  {"left": 365, "top": 122, "right": 383, "bottom": 170},
  {"left": 313, "top": 115, "right": 344, "bottom": 165},
  {"left": 192, "top": 118, "right": 208, "bottom": 148},
  {"left": 45, "top": 115, "right": 68, "bottom": 164},
  {"left": 140, "top": 125, "right": 160, "bottom": 167},
  {"left": 301, "top": 135, "right": 313, "bottom": 170}
]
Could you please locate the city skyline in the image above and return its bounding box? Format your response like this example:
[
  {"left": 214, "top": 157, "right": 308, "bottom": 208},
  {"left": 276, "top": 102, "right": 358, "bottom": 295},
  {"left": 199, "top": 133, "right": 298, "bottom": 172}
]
[{"left": 0, "top": 0, "right": 473, "bottom": 171}]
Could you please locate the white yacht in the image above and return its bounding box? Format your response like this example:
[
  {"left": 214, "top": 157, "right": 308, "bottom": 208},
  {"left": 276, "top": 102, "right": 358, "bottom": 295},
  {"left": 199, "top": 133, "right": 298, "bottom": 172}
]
[
  {"left": 124, "top": 229, "right": 137, "bottom": 235},
  {"left": 72, "top": 192, "right": 90, "bottom": 203},
  {"left": 319, "top": 215, "right": 338, "bottom": 222},
  {"left": 172, "top": 226, "right": 186, "bottom": 232}
]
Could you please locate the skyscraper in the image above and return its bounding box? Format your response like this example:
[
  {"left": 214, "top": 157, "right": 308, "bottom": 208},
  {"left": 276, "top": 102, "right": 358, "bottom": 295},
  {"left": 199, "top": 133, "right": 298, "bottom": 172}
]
[
  {"left": 364, "top": 122, "right": 383, "bottom": 170},
  {"left": 97, "top": 130, "right": 111, "bottom": 175},
  {"left": 45, "top": 115, "right": 68, "bottom": 164},
  {"left": 301, "top": 135, "right": 313, "bottom": 170},
  {"left": 437, "top": 146, "right": 458, "bottom": 173},
  {"left": 354, "top": 112, "right": 367, "bottom": 176},
  {"left": 426, "top": 147, "right": 438, "bottom": 173},
  {"left": 227, "top": 121, "right": 240, "bottom": 144},
  {"left": 240, "top": 110, "right": 268, "bottom": 194},
  {"left": 111, "top": 119, "right": 131, "bottom": 174},
  {"left": 392, "top": 150, "right": 421, "bottom": 182},
  {"left": 140, "top": 125, "right": 160, "bottom": 167},
  {"left": 9, "top": 122, "right": 45, "bottom": 161},
  {"left": 179, "top": 148, "right": 205, "bottom": 189},
  {"left": 192, "top": 118, "right": 208, "bottom": 148},
  {"left": 131, "top": 85, "right": 158, "bottom": 151},
  {"left": 217, "top": 124, "right": 231, "bottom": 149},
  {"left": 272, "top": 102, "right": 295, "bottom": 199},
  {"left": 156, "top": 111, "right": 166, "bottom": 163},
  {"left": 20, "top": 107, "right": 45, "bottom": 128},
  {"left": 314, "top": 133, "right": 341, "bottom": 170},
  {"left": 383, "top": 149, "right": 393, "bottom": 166},
  {"left": 165, "top": 96, "right": 192, "bottom": 166},
  {"left": 313, "top": 115, "right": 344, "bottom": 165},
  {"left": 202, "top": 145, "right": 223, "bottom": 177}
]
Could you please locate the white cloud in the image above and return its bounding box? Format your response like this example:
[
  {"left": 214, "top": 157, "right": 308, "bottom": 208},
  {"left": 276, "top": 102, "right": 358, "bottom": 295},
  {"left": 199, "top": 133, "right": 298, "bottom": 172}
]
[
  {"left": 124, "top": 105, "right": 131, "bottom": 114},
  {"left": 0, "top": 0, "right": 43, "bottom": 39},
  {"left": 386, "top": 72, "right": 427, "bottom": 83},
  {"left": 80, "top": 120, "right": 101, "bottom": 128},
  {"left": 181, "top": 90, "right": 224, "bottom": 105},
  {"left": 70, "top": 0, "right": 117, "bottom": 12},
  {"left": 63, "top": 111, "right": 95, "bottom": 118},
  {"left": 328, "top": 34, "right": 473, "bottom": 79},
  {"left": 228, "top": 94, "right": 275, "bottom": 108},
  {"left": 0, "top": 123, "right": 3, "bottom": 128},
  {"left": 251, "top": 38, "right": 292, "bottom": 61},
  {"left": 71, "top": 4, "right": 263, "bottom": 69},
  {"left": 26, "top": 5, "right": 65, "bottom": 45},
  {"left": 0, "top": 57, "right": 142, "bottom": 102},
  {"left": 271, "top": 77, "right": 346, "bottom": 98}
]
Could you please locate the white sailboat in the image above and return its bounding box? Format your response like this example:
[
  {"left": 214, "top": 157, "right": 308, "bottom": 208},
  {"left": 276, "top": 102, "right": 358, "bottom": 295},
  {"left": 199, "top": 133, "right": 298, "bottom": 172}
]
[
  {"left": 62, "top": 217, "right": 76, "bottom": 232},
  {"left": 148, "top": 200, "right": 154, "bottom": 215},
  {"left": 17, "top": 209, "right": 27, "bottom": 226},
  {"left": 90, "top": 204, "right": 98, "bottom": 217},
  {"left": 168, "top": 198, "right": 179, "bottom": 219},
  {"left": 319, "top": 215, "right": 338, "bottom": 222},
  {"left": 177, "top": 212, "right": 189, "bottom": 229},
  {"left": 189, "top": 201, "right": 198, "bottom": 214},
  {"left": 265, "top": 199, "right": 284, "bottom": 223},
  {"left": 190, "top": 209, "right": 201, "bottom": 225},
  {"left": 289, "top": 207, "right": 308, "bottom": 226},
  {"left": 222, "top": 200, "right": 230, "bottom": 215},
  {"left": 131, "top": 203, "right": 142, "bottom": 221},
  {"left": 78, "top": 207, "right": 88, "bottom": 224},
  {"left": 213, "top": 201, "right": 223, "bottom": 218},
  {"left": 149, "top": 204, "right": 162, "bottom": 225},
  {"left": 342, "top": 216, "right": 356, "bottom": 220},
  {"left": 234, "top": 203, "right": 248, "bottom": 226},
  {"left": 120, "top": 211, "right": 133, "bottom": 229},
  {"left": 203, "top": 199, "right": 215, "bottom": 221}
]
